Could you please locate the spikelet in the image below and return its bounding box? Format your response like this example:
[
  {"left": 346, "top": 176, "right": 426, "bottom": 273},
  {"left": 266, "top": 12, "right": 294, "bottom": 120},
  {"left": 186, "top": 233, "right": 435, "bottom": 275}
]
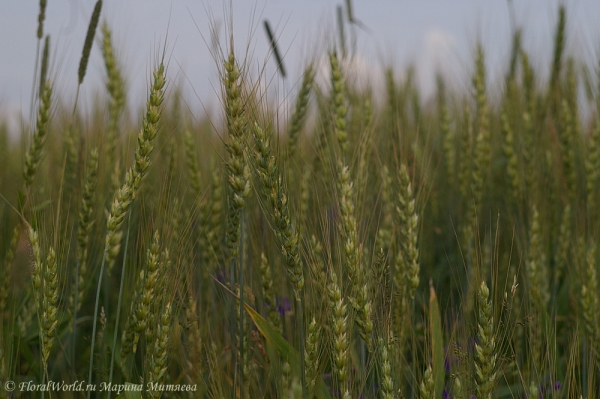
[
  {"left": 78, "top": 0, "right": 102, "bottom": 85},
  {"left": 475, "top": 280, "right": 497, "bottom": 399},
  {"left": 41, "top": 247, "right": 59, "bottom": 370},
  {"left": 69, "top": 148, "right": 99, "bottom": 321},
  {"left": 328, "top": 50, "right": 372, "bottom": 349},
  {"left": 17, "top": 297, "right": 37, "bottom": 337},
  {"left": 549, "top": 6, "right": 566, "bottom": 96},
  {"left": 298, "top": 165, "right": 311, "bottom": 232},
  {"left": 586, "top": 122, "right": 600, "bottom": 215},
  {"left": 223, "top": 49, "right": 250, "bottom": 263},
  {"left": 309, "top": 235, "right": 327, "bottom": 289},
  {"left": 330, "top": 52, "right": 349, "bottom": 159},
  {"left": 206, "top": 162, "right": 224, "bottom": 268},
  {"left": 565, "top": 59, "right": 581, "bottom": 134},
  {"left": 555, "top": 205, "right": 571, "bottom": 284},
  {"left": 185, "top": 295, "right": 203, "bottom": 381},
  {"left": 286, "top": 64, "right": 314, "bottom": 159},
  {"left": 469, "top": 44, "right": 490, "bottom": 229},
  {"left": 328, "top": 273, "right": 349, "bottom": 399},
  {"left": 0, "top": 227, "right": 19, "bottom": 315},
  {"left": 121, "top": 267, "right": 145, "bottom": 358},
  {"left": 184, "top": 130, "right": 202, "bottom": 196},
  {"left": 376, "top": 165, "right": 393, "bottom": 255},
  {"left": 121, "top": 231, "right": 162, "bottom": 357},
  {"left": 453, "top": 376, "right": 463, "bottom": 399},
  {"left": 105, "top": 63, "right": 165, "bottom": 270},
  {"left": 28, "top": 227, "right": 42, "bottom": 306},
  {"left": 147, "top": 303, "right": 172, "bottom": 399},
  {"left": 521, "top": 50, "right": 536, "bottom": 192},
  {"left": 501, "top": 112, "right": 521, "bottom": 200},
  {"left": 131, "top": 64, "right": 165, "bottom": 193},
  {"left": 234, "top": 284, "right": 254, "bottom": 398},
  {"left": 526, "top": 207, "right": 549, "bottom": 369},
  {"left": 37, "top": 0, "right": 47, "bottom": 39},
  {"left": 23, "top": 80, "right": 52, "bottom": 189},
  {"left": 419, "top": 364, "right": 435, "bottom": 399},
  {"left": 95, "top": 306, "right": 107, "bottom": 379},
  {"left": 259, "top": 252, "right": 281, "bottom": 332},
  {"left": 559, "top": 100, "right": 577, "bottom": 202},
  {"left": 337, "top": 163, "right": 373, "bottom": 349},
  {"left": 507, "top": 29, "right": 522, "bottom": 80},
  {"left": 305, "top": 317, "right": 320, "bottom": 395},
  {"left": 396, "top": 163, "right": 420, "bottom": 299},
  {"left": 458, "top": 106, "right": 473, "bottom": 201},
  {"left": 101, "top": 22, "right": 126, "bottom": 159},
  {"left": 379, "top": 338, "right": 396, "bottom": 399},
  {"left": 63, "top": 125, "right": 80, "bottom": 189},
  {"left": 39, "top": 35, "right": 50, "bottom": 98},
  {"left": 105, "top": 172, "right": 134, "bottom": 269},
  {"left": 581, "top": 242, "right": 599, "bottom": 357},
  {"left": 526, "top": 206, "right": 549, "bottom": 309},
  {"left": 252, "top": 122, "right": 304, "bottom": 293},
  {"left": 441, "top": 102, "right": 455, "bottom": 182}
]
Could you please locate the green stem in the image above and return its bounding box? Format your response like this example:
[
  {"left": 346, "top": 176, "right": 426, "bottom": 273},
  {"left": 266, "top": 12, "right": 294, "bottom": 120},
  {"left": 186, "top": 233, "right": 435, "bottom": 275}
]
[
  {"left": 297, "top": 292, "right": 307, "bottom": 399},
  {"left": 88, "top": 246, "right": 108, "bottom": 399},
  {"left": 239, "top": 212, "right": 245, "bottom": 399},
  {"left": 40, "top": 349, "right": 44, "bottom": 399},
  {"left": 29, "top": 39, "right": 41, "bottom": 131},
  {"left": 72, "top": 254, "right": 80, "bottom": 374},
  {"left": 228, "top": 200, "right": 237, "bottom": 399},
  {"left": 107, "top": 210, "right": 133, "bottom": 399}
]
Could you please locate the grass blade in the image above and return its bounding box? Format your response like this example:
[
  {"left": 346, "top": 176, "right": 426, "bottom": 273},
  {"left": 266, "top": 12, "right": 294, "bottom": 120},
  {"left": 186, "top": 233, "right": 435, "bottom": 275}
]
[{"left": 429, "top": 282, "right": 444, "bottom": 397}]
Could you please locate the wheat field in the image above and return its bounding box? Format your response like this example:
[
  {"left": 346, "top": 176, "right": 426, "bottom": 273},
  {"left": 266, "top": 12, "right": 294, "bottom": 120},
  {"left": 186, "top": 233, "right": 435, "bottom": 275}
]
[{"left": 0, "top": 2, "right": 599, "bottom": 399}]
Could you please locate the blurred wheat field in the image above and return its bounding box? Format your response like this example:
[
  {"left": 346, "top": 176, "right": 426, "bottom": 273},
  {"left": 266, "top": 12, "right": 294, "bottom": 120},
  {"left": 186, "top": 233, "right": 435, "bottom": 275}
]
[{"left": 1, "top": 2, "right": 600, "bottom": 399}]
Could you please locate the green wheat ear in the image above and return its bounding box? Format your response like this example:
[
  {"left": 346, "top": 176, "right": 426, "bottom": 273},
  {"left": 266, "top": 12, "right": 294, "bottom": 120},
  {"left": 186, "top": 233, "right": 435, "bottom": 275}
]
[
  {"left": 286, "top": 64, "right": 314, "bottom": 159},
  {"left": 23, "top": 80, "right": 52, "bottom": 190},
  {"left": 549, "top": 5, "right": 566, "bottom": 95},
  {"left": 40, "top": 247, "right": 59, "bottom": 371},
  {"left": 379, "top": 337, "right": 396, "bottom": 399},
  {"left": 37, "top": 0, "right": 47, "bottom": 39},
  {"left": 328, "top": 273, "right": 350, "bottom": 399},
  {"left": 102, "top": 21, "right": 126, "bottom": 159},
  {"left": 39, "top": 35, "right": 50, "bottom": 98},
  {"left": 69, "top": 147, "right": 99, "bottom": 323},
  {"left": 475, "top": 280, "right": 497, "bottom": 399},
  {"left": 223, "top": 49, "right": 250, "bottom": 262},
  {"left": 78, "top": 0, "right": 103, "bottom": 85},
  {"left": 147, "top": 302, "right": 172, "bottom": 399},
  {"left": 251, "top": 122, "right": 304, "bottom": 293}
]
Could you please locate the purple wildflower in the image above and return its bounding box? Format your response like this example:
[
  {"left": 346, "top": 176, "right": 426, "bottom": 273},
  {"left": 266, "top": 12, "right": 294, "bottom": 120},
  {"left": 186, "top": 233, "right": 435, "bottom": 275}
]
[
  {"left": 276, "top": 296, "right": 292, "bottom": 316},
  {"left": 216, "top": 267, "right": 227, "bottom": 284},
  {"left": 538, "top": 379, "right": 562, "bottom": 398}
]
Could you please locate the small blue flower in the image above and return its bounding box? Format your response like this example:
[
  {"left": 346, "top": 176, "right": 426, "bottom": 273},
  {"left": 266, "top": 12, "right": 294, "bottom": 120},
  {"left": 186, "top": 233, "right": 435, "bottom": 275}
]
[
  {"left": 216, "top": 267, "right": 227, "bottom": 284},
  {"left": 276, "top": 297, "right": 292, "bottom": 316}
]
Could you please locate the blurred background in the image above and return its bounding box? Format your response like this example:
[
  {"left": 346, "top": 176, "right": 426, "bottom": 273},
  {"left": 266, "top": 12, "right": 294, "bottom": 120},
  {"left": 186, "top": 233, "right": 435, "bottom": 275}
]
[{"left": 2, "top": 0, "right": 600, "bottom": 134}]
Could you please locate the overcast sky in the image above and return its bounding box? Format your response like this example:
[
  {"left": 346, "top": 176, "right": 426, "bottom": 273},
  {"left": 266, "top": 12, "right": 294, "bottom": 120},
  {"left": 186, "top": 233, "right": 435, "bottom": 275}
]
[{"left": 2, "top": 0, "right": 600, "bottom": 130}]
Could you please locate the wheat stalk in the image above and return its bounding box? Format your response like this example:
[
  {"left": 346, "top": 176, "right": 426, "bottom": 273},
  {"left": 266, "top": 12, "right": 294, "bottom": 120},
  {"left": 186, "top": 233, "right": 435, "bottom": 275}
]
[
  {"left": 475, "top": 280, "right": 497, "bottom": 399},
  {"left": 88, "top": 63, "right": 165, "bottom": 398}
]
